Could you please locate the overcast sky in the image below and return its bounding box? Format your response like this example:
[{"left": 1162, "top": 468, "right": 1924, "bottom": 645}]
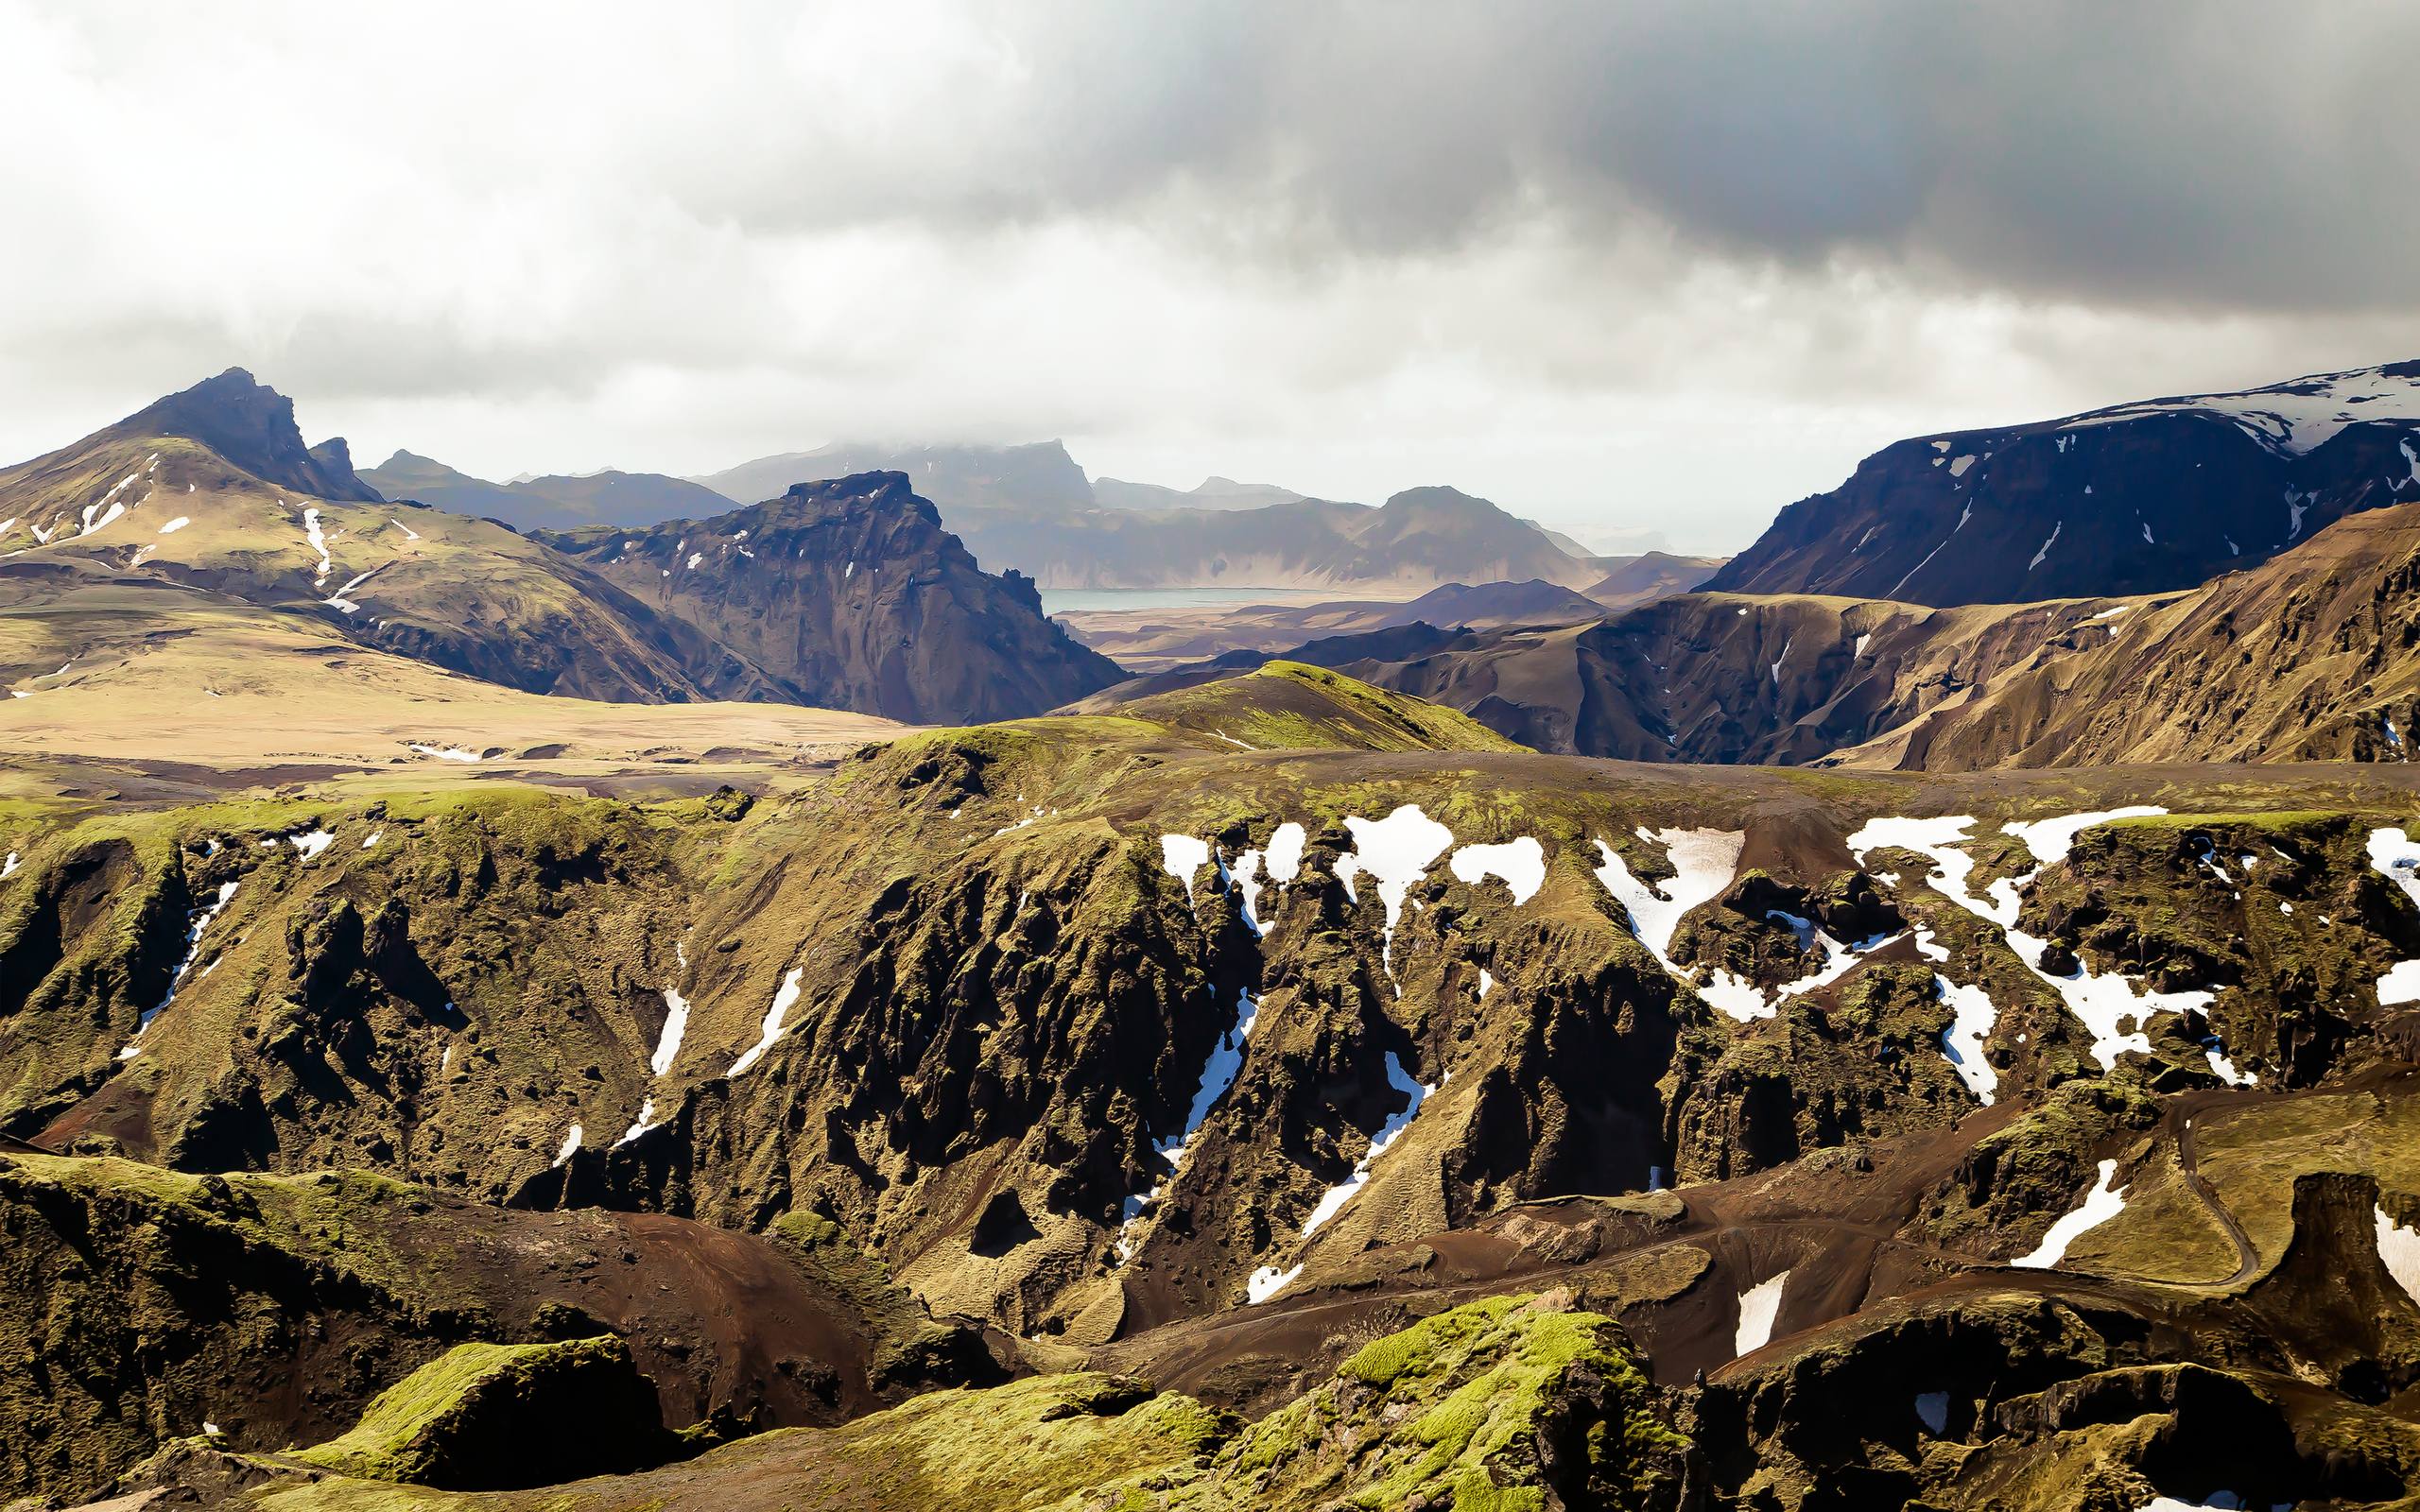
[{"left": 3, "top": 2, "right": 2413, "bottom": 553}]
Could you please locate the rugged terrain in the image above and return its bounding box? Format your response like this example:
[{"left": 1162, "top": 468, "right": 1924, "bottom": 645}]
[
  {"left": 1055, "top": 577, "right": 1616, "bottom": 672},
  {"left": 26, "top": 365, "right": 2420, "bottom": 1511},
  {"left": 15, "top": 646, "right": 2420, "bottom": 1505},
  {"left": 1161, "top": 491, "right": 2420, "bottom": 773}
]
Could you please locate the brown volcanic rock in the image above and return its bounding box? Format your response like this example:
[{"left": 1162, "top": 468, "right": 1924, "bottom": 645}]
[{"left": 540, "top": 472, "right": 1123, "bottom": 723}]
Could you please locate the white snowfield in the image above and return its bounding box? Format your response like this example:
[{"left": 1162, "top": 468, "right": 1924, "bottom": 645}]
[
  {"left": 651, "top": 985, "right": 692, "bottom": 1076},
  {"left": 1936, "top": 975, "right": 2000, "bottom": 1104},
  {"left": 1246, "top": 1262, "right": 1303, "bottom": 1305},
  {"left": 406, "top": 743, "right": 484, "bottom": 764},
  {"left": 552, "top": 1123, "right": 584, "bottom": 1167},
  {"left": 2013, "top": 1158, "right": 2128, "bottom": 1268},
  {"left": 1592, "top": 827, "right": 1743, "bottom": 961},
  {"left": 1733, "top": 1269, "right": 1790, "bottom": 1356},
  {"left": 1591, "top": 827, "right": 1901, "bottom": 1023},
  {"left": 615, "top": 1098, "right": 659, "bottom": 1147},
  {"left": 1447, "top": 836, "right": 1546, "bottom": 905},
  {"left": 1158, "top": 833, "right": 1213, "bottom": 906},
  {"left": 300, "top": 507, "right": 332, "bottom": 583}
]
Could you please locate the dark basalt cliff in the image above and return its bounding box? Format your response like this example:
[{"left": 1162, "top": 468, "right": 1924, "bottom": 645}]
[
  {"left": 1711, "top": 362, "right": 2420, "bottom": 607},
  {"left": 539, "top": 472, "right": 1123, "bottom": 724}
]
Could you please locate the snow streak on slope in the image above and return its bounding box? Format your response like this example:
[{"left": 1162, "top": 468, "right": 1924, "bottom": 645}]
[{"left": 2013, "top": 1158, "right": 2129, "bottom": 1268}]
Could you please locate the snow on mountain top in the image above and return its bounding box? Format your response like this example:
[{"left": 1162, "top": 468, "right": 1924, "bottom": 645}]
[{"left": 2060, "top": 361, "right": 2420, "bottom": 456}]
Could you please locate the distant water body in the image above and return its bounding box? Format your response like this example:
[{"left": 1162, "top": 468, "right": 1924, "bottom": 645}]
[{"left": 1040, "top": 586, "right": 1349, "bottom": 613}]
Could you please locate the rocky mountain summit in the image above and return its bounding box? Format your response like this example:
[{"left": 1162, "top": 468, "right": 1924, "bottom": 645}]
[{"left": 537, "top": 471, "right": 1122, "bottom": 723}]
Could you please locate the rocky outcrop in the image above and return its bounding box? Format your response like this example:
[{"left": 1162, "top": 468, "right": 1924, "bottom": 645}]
[
  {"left": 289, "top": 1336, "right": 672, "bottom": 1488},
  {"left": 538, "top": 472, "right": 1124, "bottom": 723}
]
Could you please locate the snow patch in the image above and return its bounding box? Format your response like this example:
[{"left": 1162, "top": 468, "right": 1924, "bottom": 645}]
[
  {"left": 1337, "top": 806, "right": 1455, "bottom": 977},
  {"left": 1299, "top": 1052, "right": 1438, "bottom": 1240},
  {"left": 552, "top": 1124, "right": 584, "bottom": 1167},
  {"left": 1937, "top": 975, "right": 1999, "bottom": 1104},
  {"left": 1246, "top": 1263, "right": 1303, "bottom": 1305},
  {"left": 728, "top": 967, "right": 804, "bottom": 1076},
  {"left": 615, "top": 1098, "right": 660, "bottom": 1147},
  {"left": 287, "top": 829, "right": 335, "bottom": 862},
  {"left": 406, "top": 743, "right": 483, "bottom": 764},
  {"left": 1159, "top": 833, "right": 1213, "bottom": 906},
  {"left": 2013, "top": 1158, "right": 2128, "bottom": 1268},
  {"left": 1447, "top": 837, "right": 1546, "bottom": 905},
  {"left": 300, "top": 507, "right": 331, "bottom": 583},
  {"left": 2377, "top": 1205, "right": 2420, "bottom": 1305},
  {"left": 2028, "top": 522, "right": 2060, "bottom": 570},
  {"left": 1734, "top": 1270, "right": 1790, "bottom": 1356}
]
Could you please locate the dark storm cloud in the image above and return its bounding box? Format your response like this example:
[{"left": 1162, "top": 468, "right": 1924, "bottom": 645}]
[{"left": 686, "top": 0, "right": 2419, "bottom": 314}]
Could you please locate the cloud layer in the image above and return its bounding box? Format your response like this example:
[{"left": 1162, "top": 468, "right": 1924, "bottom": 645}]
[{"left": 0, "top": 0, "right": 2410, "bottom": 551}]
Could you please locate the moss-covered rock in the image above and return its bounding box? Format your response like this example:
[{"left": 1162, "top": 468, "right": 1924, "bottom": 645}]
[{"left": 290, "top": 1337, "right": 667, "bottom": 1488}]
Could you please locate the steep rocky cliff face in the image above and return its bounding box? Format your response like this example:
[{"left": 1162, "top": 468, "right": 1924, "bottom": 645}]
[
  {"left": 537, "top": 472, "right": 1123, "bottom": 723},
  {"left": 1709, "top": 361, "right": 2420, "bottom": 607}
]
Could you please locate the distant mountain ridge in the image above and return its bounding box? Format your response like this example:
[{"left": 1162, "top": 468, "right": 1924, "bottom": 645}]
[
  {"left": 1090, "top": 474, "right": 1304, "bottom": 511},
  {"left": 361, "top": 450, "right": 735, "bottom": 531},
  {"left": 396, "top": 435, "right": 1616, "bottom": 596},
  {"left": 691, "top": 439, "right": 1093, "bottom": 517},
  {"left": 1712, "top": 359, "right": 2420, "bottom": 606}
]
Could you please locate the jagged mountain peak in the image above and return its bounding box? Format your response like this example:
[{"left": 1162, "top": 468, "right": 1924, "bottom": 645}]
[
  {"left": 534, "top": 472, "right": 1119, "bottom": 722},
  {"left": 109, "top": 367, "right": 381, "bottom": 502}
]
